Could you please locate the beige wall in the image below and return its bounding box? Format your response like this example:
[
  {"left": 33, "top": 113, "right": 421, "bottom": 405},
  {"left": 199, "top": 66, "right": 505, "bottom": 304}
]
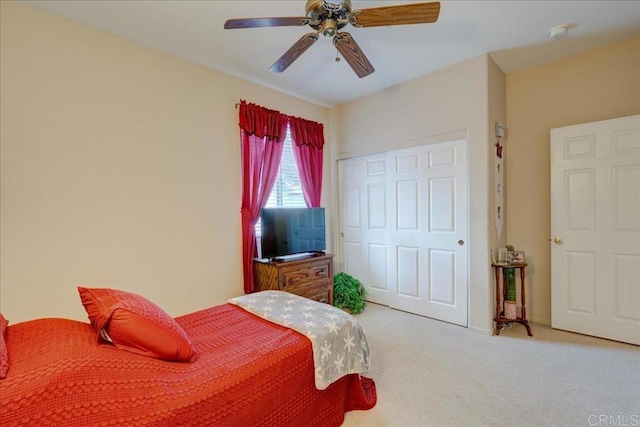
[
  {"left": 329, "top": 55, "right": 498, "bottom": 334},
  {"left": 0, "top": 2, "right": 329, "bottom": 323},
  {"left": 506, "top": 37, "right": 640, "bottom": 325},
  {"left": 488, "top": 57, "right": 508, "bottom": 251}
]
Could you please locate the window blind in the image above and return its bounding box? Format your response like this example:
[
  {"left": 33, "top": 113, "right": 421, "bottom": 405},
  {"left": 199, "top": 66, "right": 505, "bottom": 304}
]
[{"left": 256, "top": 127, "right": 305, "bottom": 237}]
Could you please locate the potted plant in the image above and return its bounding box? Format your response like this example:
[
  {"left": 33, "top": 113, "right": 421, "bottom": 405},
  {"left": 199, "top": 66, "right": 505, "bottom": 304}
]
[{"left": 333, "top": 272, "right": 367, "bottom": 314}]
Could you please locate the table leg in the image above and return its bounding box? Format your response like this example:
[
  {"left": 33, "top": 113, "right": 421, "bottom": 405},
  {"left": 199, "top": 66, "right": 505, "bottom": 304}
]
[
  {"left": 494, "top": 266, "right": 501, "bottom": 335},
  {"left": 502, "top": 269, "right": 508, "bottom": 317},
  {"left": 520, "top": 267, "right": 533, "bottom": 336}
]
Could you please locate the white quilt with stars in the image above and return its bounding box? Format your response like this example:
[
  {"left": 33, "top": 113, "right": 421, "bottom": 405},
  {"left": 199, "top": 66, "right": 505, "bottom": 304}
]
[{"left": 227, "top": 290, "right": 371, "bottom": 390}]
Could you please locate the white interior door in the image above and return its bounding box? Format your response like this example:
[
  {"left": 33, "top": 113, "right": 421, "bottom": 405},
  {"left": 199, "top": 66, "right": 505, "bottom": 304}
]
[
  {"left": 338, "top": 139, "right": 468, "bottom": 326},
  {"left": 551, "top": 114, "right": 640, "bottom": 345}
]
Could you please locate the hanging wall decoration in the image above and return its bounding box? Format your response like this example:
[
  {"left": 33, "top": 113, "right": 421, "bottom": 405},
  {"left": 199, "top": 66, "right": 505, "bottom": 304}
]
[{"left": 494, "top": 122, "right": 505, "bottom": 243}]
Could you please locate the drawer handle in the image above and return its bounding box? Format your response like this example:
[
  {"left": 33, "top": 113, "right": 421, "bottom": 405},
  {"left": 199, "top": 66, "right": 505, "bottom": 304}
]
[
  {"left": 284, "top": 267, "right": 327, "bottom": 285},
  {"left": 288, "top": 275, "right": 305, "bottom": 283}
]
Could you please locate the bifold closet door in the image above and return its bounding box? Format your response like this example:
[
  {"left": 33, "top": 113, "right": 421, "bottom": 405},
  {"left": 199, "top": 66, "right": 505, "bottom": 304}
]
[{"left": 338, "top": 138, "right": 468, "bottom": 327}]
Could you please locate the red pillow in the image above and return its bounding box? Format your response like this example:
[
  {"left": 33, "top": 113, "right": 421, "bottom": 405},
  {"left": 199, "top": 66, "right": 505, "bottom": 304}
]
[
  {"left": 78, "top": 287, "right": 195, "bottom": 362},
  {"left": 0, "top": 313, "right": 8, "bottom": 378}
]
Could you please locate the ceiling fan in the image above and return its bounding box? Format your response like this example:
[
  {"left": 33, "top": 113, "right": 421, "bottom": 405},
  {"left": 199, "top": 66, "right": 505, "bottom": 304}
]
[{"left": 224, "top": 0, "right": 441, "bottom": 78}]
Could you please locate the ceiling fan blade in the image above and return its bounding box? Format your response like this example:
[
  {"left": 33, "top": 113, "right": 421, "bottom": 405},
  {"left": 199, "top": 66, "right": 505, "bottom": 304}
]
[
  {"left": 350, "top": 2, "right": 440, "bottom": 28},
  {"left": 224, "top": 17, "right": 309, "bottom": 29},
  {"left": 269, "top": 32, "right": 319, "bottom": 73},
  {"left": 333, "top": 32, "right": 375, "bottom": 78}
]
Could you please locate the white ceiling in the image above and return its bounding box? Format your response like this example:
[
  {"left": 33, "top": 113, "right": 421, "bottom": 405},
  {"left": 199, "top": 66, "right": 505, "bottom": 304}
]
[{"left": 22, "top": 0, "right": 640, "bottom": 107}]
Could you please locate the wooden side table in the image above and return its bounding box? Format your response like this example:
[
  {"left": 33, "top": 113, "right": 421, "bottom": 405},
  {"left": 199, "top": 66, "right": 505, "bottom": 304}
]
[{"left": 491, "top": 263, "right": 532, "bottom": 336}]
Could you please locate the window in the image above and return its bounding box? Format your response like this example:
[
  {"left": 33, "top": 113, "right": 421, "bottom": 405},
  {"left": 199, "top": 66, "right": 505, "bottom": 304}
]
[
  {"left": 265, "top": 126, "right": 306, "bottom": 209},
  {"left": 256, "top": 126, "right": 305, "bottom": 237}
]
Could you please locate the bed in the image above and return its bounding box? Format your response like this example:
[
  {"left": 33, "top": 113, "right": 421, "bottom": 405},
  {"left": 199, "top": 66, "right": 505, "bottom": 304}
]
[{"left": 0, "top": 289, "right": 376, "bottom": 426}]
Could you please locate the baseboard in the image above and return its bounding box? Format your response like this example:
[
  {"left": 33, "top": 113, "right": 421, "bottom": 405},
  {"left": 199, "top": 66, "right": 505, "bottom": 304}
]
[
  {"left": 468, "top": 325, "right": 494, "bottom": 336},
  {"left": 530, "top": 316, "right": 550, "bottom": 326}
]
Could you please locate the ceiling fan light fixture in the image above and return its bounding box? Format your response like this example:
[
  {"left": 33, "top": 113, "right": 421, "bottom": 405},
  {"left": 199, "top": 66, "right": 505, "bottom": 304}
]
[{"left": 321, "top": 19, "right": 338, "bottom": 37}]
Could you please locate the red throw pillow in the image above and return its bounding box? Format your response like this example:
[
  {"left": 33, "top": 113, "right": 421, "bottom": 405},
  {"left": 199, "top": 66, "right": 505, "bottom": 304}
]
[
  {"left": 78, "top": 287, "right": 195, "bottom": 362},
  {"left": 0, "top": 313, "right": 8, "bottom": 378}
]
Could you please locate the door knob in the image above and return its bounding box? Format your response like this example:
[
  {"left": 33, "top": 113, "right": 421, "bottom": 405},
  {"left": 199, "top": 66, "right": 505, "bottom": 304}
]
[
  {"left": 458, "top": 240, "right": 464, "bottom": 246},
  {"left": 553, "top": 237, "right": 563, "bottom": 244}
]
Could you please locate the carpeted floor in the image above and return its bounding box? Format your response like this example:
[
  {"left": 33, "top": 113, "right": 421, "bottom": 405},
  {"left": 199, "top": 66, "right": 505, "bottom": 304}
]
[{"left": 343, "top": 302, "right": 640, "bottom": 427}]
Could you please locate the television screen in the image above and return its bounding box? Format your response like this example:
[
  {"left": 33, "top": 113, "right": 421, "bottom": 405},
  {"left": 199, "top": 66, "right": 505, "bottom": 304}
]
[{"left": 260, "top": 207, "right": 326, "bottom": 260}]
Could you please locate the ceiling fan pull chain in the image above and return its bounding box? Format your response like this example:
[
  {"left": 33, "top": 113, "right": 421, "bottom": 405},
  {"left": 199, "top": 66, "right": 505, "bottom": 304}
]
[{"left": 335, "top": 48, "right": 341, "bottom": 62}]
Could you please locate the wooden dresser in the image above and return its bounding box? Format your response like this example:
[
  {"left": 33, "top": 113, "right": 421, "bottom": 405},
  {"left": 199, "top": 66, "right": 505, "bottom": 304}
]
[{"left": 253, "top": 253, "right": 334, "bottom": 305}]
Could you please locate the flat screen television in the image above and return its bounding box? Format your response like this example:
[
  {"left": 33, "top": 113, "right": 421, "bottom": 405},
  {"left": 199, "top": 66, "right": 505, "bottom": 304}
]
[{"left": 259, "top": 207, "right": 326, "bottom": 260}]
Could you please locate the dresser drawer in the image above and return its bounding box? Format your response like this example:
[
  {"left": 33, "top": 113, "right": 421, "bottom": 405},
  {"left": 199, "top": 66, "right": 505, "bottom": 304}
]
[
  {"left": 300, "top": 284, "right": 333, "bottom": 305},
  {"left": 280, "top": 262, "right": 330, "bottom": 291}
]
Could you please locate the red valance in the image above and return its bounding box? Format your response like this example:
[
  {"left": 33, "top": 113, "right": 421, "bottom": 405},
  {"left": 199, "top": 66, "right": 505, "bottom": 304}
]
[
  {"left": 238, "top": 100, "right": 288, "bottom": 143},
  {"left": 289, "top": 116, "right": 325, "bottom": 148}
]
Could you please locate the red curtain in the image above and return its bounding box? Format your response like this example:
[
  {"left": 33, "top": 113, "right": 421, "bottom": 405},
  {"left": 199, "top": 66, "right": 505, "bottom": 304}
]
[
  {"left": 289, "top": 116, "right": 325, "bottom": 207},
  {"left": 239, "top": 101, "right": 287, "bottom": 293}
]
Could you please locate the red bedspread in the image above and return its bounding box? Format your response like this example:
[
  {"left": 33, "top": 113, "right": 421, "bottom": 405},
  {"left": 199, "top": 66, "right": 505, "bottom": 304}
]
[{"left": 0, "top": 304, "right": 376, "bottom": 426}]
